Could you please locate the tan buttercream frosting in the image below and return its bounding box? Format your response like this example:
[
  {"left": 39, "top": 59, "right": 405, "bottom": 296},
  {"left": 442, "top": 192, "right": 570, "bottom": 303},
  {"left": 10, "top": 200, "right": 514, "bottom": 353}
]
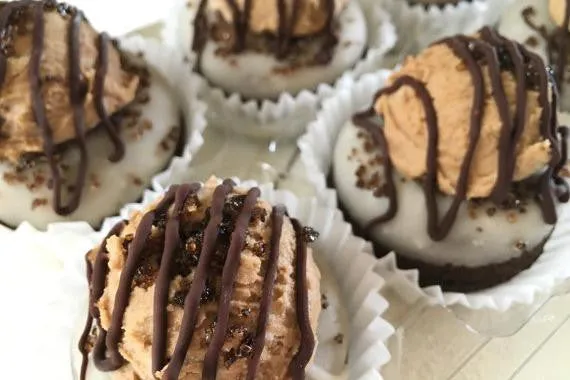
[
  {"left": 0, "top": 4, "right": 139, "bottom": 166},
  {"left": 92, "top": 178, "right": 322, "bottom": 379},
  {"left": 550, "top": 0, "right": 570, "bottom": 29},
  {"left": 375, "top": 41, "right": 551, "bottom": 199},
  {"left": 207, "top": 0, "right": 349, "bottom": 36}
]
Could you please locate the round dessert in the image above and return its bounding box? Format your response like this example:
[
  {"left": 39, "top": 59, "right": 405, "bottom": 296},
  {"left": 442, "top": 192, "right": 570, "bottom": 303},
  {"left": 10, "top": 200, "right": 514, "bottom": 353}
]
[
  {"left": 333, "top": 27, "right": 569, "bottom": 292},
  {"left": 0, "top": 0, "right": 181, "bottom": 229},
  {"left": 78, "top": 178, "right": 322, "bottom": 379},
  {"left": 499, "top": 0, "right": 570, "bottom": 110},
  {"left": 192, "top": 0, "right": 367, "bottom": 99},
  {"left": 406, "top": 0, "right": 464, "bottom": 6}
]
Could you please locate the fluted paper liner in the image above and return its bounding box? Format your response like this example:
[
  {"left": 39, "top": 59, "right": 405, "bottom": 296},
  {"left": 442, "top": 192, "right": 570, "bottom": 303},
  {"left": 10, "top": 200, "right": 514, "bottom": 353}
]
[
  {"left": 299, "top": 70, "right": 570, "bottom": 314},
  {"left": 381, "top": 0, "right": 516, "bottom": 59},
  {"left": 0, "top": 179, "right": 394, "bottom": 378},
  {"left": 162, "top": 0, "right": 397, "bottom": 139}
]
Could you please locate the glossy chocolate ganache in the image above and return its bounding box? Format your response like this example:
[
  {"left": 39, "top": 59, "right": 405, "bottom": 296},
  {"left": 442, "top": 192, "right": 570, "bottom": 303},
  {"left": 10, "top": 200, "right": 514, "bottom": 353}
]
[
  {"left": 79, "top": 180, "right": 320, "bottom": 380},
  {"left": 353, "top": 26, "right": 569, "bottom": 242},
  {"left": 192, "top": 0, "right": 338, "bottom": 68},
  {"left": 0, "top": 0, "right": 142, "bottom": 216}
]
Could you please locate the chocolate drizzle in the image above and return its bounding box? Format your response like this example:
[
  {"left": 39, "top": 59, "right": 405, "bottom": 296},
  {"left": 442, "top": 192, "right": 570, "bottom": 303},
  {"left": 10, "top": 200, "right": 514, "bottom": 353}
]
[
  {"left": 80, "top": 181, "right": 316, "bottom": 380},
  {"left": 0, "top": 1, "right": 129, "bottom": 215},
  {"left": 354, "top": 27, "right": 569, "bottom": 241},
  {"left": 193, "top": 0, "right": 336, "bottom": 62},
  {"left": 522, "top": 0, "right": 570, "bottom": 89}
]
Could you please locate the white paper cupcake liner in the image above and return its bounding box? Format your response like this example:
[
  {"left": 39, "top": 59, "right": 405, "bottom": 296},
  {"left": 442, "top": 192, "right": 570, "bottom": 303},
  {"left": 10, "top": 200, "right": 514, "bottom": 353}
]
[
  {"left": 1, "top": 178, "right": 395, "bottom": 379},
  {"left": 298, "top": 70, "right": 570, "bottom": 320},
  {"left": 162, "top": 0, "right": 397, "bottom": 139},
  {"left": 381, "top": 0, "right": 515, "bottom": 60}
]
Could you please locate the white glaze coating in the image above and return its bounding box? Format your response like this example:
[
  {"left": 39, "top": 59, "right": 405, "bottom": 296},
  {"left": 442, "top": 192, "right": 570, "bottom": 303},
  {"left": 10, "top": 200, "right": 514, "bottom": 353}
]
[
  {"left": 0, "top": 71, "right": 179, "bottom": 229},
  {"left": 498, "top": 0, "right": 570, "bottom": 111},
  {"left": 200, "top": 1, "right": 367, "bottom": 100},
  {"left": 333, "top": 120, "right": 555, "bottom": 268}
]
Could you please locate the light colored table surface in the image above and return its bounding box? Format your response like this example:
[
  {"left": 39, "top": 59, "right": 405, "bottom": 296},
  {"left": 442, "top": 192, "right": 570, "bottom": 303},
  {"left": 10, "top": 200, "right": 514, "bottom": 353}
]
[{"left": 4, "top": 1, "right": 570, "bottom": 378}]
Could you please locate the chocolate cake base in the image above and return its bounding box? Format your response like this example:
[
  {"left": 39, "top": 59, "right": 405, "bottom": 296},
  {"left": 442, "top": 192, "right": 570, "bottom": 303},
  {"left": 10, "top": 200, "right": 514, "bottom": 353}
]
[
  {"left": 387, "top": 240, "right": 546, "bottom": 293},
  {"left": 330, "top": 172, "right": 548, "bottom": 293}
]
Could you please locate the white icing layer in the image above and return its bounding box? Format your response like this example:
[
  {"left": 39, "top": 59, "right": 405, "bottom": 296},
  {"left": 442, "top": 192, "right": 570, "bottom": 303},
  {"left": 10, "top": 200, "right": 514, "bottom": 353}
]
[
  {"left": 333, "top": 120, "right": 555, "bottom": 268},
  {"left": 200, "top": 1, "right": 367, "bottom": 100},
  {"left": 0, "top": 71, "right": 179, "bottom": 229},
  {"left": 498, "top": 0, "right": 570, "bottom": 111}
]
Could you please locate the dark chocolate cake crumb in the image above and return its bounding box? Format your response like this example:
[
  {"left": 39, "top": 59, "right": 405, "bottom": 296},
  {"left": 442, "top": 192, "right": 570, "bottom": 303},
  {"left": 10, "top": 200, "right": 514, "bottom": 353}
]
[
  {"left": 302, "top": 226, "right": 319, "bottom": 243},
  {"left": 486, "top": 207, "right": 497, "bottom": 217},
  {"left": 515, "top": 240, "right": 527, "bottom": 251},
  {"left": 31, "top": 198, "right": 48, "bottom": 210},
  {"left": 321, "top": 293, "right": 329, "bottom": 310},
  {"left": 524, "top": 36, "right": 539, "bottom": 48},
  {"left": 334, "top": 334, "right": 344, "bottom": 344}
]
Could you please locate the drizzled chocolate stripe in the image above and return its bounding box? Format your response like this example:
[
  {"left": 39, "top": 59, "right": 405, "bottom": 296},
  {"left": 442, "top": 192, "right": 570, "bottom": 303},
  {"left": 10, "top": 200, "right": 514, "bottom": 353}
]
[
  {"left": 289, "top": 218, "right": 315, "bottom": 379},
  {"left": 203, "top": 187, "right": 261, "bottom": 379},
  {"left": 246, "top": 205, "right": 286, "bottom": 380},
  {"left": 164, "top": 180, "right": 235, "bottom": 380},
  {"left": 0, "top": 1, "right": 128, "bottom": 215},
  {"left": 94, "top": 32, "right": 124, "bottom": 162},
  {"left": 522, "top": 0, "right": 570, "bottom": 89},
  {"left": 152, "top": 183, "right": 202, "bottom": 373},
  {"left": 81, "top": 180, "right": 317, "bottom": 379},
  {"left": 78, "top": 221, "right": 125, "bottom": 377},
  {"left": 66, "top": 9, "right": 88, "bottom": 214},
  {"left": 359, "top": 27, "right": 569, "bottom": 241},
  {"left": 276, "top": 0, "right": 299, "bottom": 58},
  {"left": 480, "top": 28, "right": 528, "bottom": 202},
  {"left": 195, "top": 0, "right": 336, "bottom": 59},
  {"left": 103, "top": 187, "right": 178, "bottom": 371}
]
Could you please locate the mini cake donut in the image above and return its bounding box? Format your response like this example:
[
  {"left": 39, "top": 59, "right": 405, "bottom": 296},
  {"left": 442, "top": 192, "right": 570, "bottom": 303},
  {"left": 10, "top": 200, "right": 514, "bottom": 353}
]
[
  {"left": 192, "top": 0, "right": 367, "bottom": 99},
  {"left": 333, "top": 28, "right": 569, "bottom": 291},
  {"left": 0, "top": 0, "right": 182, "bottom": 229},
  {"left": 79, "top": 178, "right": 322, "bottom": 379}
]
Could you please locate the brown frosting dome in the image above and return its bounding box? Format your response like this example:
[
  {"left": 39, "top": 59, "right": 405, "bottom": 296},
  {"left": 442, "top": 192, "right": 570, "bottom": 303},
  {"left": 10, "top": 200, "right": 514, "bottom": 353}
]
[
  {"left": 79, "top": 178, "right": 321, "bottom": 380},
  {"left": 375, "top": 34, "right": 551, "bottom": 199},
  {"left": 0, "top": 1, "right": 138, "bottom": 167},
  {"left": 206, "top": 0, "right": 348, "bottom": 37}
]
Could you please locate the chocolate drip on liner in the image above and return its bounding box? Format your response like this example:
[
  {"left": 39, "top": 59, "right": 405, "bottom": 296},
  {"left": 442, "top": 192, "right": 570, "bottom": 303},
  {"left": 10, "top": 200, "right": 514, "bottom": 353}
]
[
  {"left": 360, "top": 27, "right": 568, "bottom": 241},
  {"left": 0, "top": 1, "right": 127, "bottom": 215},
  {"left": 80, "top": 181, "right": 317, "bottom": 380},
  {"left": 79, "top": 221, "right": 126, "bottom": 378}
]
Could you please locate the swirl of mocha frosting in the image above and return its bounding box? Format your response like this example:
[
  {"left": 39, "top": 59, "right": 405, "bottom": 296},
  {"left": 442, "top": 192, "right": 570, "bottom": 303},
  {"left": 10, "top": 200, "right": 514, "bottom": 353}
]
[
  {"left": 79, "top": 177, "right": 322, "bottom": 380},
  {"left": 204, "top": 0, "right": 349, "bottom": 37},
  {"left": 376, "top": 31, "right": 554, "bottom": 200}
]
